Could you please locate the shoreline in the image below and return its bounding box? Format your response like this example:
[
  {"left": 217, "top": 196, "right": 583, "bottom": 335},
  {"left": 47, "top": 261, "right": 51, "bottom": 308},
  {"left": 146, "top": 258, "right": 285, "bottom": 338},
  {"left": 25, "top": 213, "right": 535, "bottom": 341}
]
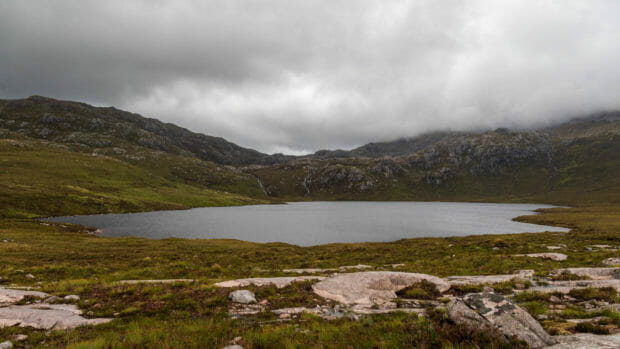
[{"left": 41, "top": 201, "right": 570, "bottom": 246}]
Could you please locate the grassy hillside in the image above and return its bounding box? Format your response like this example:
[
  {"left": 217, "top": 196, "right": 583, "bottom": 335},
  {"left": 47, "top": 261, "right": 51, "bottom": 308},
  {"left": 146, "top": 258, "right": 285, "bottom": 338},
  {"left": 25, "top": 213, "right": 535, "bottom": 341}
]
[
  {"left": 1, "top": 96, "right": 619, "bottom": 216},
  {"left": 0, "top": 138, "right": 270, "bottom": 218}
]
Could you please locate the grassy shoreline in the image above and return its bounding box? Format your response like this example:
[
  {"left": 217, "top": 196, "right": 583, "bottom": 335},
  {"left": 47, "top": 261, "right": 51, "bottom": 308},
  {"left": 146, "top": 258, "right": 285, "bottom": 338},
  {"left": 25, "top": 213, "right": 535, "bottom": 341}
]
[{"left": 1, "top": 183, "right": 618, "bottom": 348}]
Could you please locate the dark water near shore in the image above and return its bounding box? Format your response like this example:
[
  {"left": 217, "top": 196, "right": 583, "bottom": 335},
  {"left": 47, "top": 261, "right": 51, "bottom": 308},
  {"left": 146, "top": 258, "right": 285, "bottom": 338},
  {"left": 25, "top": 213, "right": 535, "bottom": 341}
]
[{"left": 46, "top": 202, "right": 569, "bottom": 246}]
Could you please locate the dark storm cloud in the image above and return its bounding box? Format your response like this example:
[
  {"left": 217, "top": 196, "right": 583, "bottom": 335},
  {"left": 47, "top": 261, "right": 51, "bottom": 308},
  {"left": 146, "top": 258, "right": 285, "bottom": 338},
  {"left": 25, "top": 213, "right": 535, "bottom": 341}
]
[{"left": 1, "top": 1, "right": 619, "bottom": 154}]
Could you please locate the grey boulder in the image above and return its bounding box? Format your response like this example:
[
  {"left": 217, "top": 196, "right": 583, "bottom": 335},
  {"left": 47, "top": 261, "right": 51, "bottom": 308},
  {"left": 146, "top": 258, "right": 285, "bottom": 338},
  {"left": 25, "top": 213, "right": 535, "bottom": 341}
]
[
  {"left": 64, "top": 294, "right": 80, "bottom": 301},
  {"left": 229, "top": 290, "right": 256, "bottom": 304},
  {"left": 447, "top": 292, "right": 555, "bottom": 348},
  {"left": 602, "top": 258, "right": 620, "bottom": 266}
]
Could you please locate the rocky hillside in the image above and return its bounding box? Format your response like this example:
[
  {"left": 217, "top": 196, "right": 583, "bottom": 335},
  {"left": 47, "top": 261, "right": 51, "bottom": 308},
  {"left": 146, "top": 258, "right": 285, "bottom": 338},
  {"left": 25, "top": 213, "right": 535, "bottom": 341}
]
[
  {"left": 0, "top": 96, "right": 288, "bottom": 165},
  {"left": 0, "top": 96, "right": 280, "bottom": 218},
  {"left": 247, "top": 113, "right": 620, "bottom": 204},
  {"left": 311, "top": 111, "right": 620, "bottom": 159},
  {"left": 1, "top": 95, "right": 619, "bottom": 211},
  {"left": 312, "top": 132, "right": 457, "bottom": 159}
]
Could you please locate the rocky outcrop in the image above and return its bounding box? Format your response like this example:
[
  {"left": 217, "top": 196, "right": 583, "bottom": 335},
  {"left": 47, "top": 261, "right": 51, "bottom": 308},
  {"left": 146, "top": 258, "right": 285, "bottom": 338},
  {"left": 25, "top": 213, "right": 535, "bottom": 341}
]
[
  {"left": 311, "top": 272, "right": 450, "bottom": 307},
  {"left": 548, "top": 333, "right": 620, "bottom": 349},
  {"left": 218, "top": 268, "right": 620, "bottom": 348},
  {"left": 1, "top": 286, "right": 113, "bottom": 330},
  {"left": 447, "top": 292, "right": 556, "bottom": 348},
  {"left": 0, "top": 287, "right": 49, "bottom": 306},
  {"left": 446, "top": 270, "right": 534, "bottom": 285},
  {"left": 0, "top": 303, "right": 111, "bottom": 330},
  {"left": 550, "top": 268, "right": 620, "bottom": 280},
  {"left": 528, "top": 279, "right": 620, "bottom": 293}
]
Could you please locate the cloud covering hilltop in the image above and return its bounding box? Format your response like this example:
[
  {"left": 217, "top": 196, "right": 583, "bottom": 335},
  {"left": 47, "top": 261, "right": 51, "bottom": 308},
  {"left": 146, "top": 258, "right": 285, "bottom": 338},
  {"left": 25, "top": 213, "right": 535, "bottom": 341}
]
[{"left": 1, "top": 0, "right": 619, "bottom": 154}]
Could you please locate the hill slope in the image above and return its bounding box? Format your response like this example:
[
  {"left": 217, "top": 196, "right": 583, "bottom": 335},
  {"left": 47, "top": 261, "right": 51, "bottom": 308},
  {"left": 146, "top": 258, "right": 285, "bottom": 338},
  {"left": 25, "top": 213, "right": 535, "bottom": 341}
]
[
  {"left": 248, "top": 113, "right": 620, "bottom": 205},
  {"left": 1, "top": 95, "right": 619, "bottom": 218},
  {"left": 0, "top": 138, "right": 269, "bottom": 218},
  {"left": 0, "top": 96, "right": 288, "bottom": 165}
]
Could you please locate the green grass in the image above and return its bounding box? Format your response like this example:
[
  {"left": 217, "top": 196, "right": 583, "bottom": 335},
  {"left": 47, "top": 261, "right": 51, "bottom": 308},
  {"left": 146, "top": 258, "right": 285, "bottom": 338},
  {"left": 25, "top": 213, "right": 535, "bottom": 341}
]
[
  {"left": 568, "top": 287, "right": 619, "bottom": 303},
  {"left": 0, "top": 139, "right": 270, "bottom": 218},
  {"left": 521, "top": 301, "right": 549, "bottom": 317},
  {"left": 396, "top": 280, "right": 441, "bottom": 300},
  {"left": 575, "top": 322, "right": 610, "bottom": 335},
  {"left": 0, "top": 134, "right": 619, "bottom": 347},
  {"left": 0, "top": 205, "right": 619, "bottom": 347},
  {"left": 25, "top": 312, "right": 526, "bottom": 348}
]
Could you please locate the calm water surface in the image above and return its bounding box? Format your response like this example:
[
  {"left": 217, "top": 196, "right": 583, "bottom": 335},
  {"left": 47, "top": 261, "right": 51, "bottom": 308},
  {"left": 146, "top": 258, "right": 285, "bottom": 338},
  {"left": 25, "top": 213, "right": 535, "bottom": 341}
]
[{"left": 47, "top": 202, "right": 569, "bottom": 246}]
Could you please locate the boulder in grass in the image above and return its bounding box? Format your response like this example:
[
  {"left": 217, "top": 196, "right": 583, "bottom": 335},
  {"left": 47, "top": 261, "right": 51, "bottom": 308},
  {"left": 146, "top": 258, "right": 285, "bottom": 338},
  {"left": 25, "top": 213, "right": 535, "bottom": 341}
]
[
  {"left": 447, "top": 292, "right": 556, "bottom": 349},
  {"left": 602, "top": 258, "right": 620, "bottom": 266},
  {"left": 229, "top": 290, "right": 256, "bottom": 304}
]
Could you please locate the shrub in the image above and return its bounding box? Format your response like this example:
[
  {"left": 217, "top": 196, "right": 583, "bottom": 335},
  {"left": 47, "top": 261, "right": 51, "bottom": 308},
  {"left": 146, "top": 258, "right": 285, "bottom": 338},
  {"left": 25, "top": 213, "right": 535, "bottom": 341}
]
[
  {"left": 397, "top": 280, "right": 441, "bottom": 300},
  {"left": 569, "top": 287, "right": 617, "bottom": 302},
  {"left": 551, "top": 272, "right": 588, "bottom": 281},
  {"left": 575, "top": 322, "right": 610, "bottom": 334}
]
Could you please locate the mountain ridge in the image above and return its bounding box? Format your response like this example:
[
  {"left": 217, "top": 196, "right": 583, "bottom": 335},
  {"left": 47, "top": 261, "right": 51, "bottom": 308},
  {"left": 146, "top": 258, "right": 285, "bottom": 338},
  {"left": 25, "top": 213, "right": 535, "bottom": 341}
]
[
  {"left": 1, "top": 95, "right": 619, "bottom": 218},
  {"left": 2, "top": 95, "right": 619, "bottom": 162},
  {"left": 0, "top": 95, "right": 291, "bottom": 165}
]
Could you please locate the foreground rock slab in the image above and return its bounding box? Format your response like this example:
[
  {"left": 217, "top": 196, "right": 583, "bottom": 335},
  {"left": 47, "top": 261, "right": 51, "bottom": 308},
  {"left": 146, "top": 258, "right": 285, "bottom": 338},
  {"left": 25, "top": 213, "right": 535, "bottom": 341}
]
[
  {"left": 0, "top": 287, "right": 49, "bottom": 306},
  {"left": 312, "top": 271, "right": 450, "bottom": 306},
  {"left": 215, "top": 276, "right": 325, "bottom": 288},
  {"left": 0, "top": 303, "right": 112, "bottom": 330},
  {"left": 550, "top": 268, "right": 619, "bottom": 280},
  {"left": 547, "top": 333, "right": 620, "bottom": 348},
  {"left": 447, "top": 292, "right": 555, "bottom": 348},
  {"left": 528, "top": 279, "right": 620, "bottom": 293}
]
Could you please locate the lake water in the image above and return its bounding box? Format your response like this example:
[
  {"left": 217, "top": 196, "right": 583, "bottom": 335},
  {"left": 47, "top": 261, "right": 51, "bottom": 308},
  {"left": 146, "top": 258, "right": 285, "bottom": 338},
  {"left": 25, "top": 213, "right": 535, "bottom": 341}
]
[{"left": 46, "top": 202, "right": 569, "bottom": 246}]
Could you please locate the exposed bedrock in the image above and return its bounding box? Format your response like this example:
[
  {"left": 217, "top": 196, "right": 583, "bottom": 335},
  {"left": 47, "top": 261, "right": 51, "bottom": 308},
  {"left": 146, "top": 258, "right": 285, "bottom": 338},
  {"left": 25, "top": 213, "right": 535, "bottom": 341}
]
[{"left": 311, "top": 271, "right": 450, "bottom": 306}]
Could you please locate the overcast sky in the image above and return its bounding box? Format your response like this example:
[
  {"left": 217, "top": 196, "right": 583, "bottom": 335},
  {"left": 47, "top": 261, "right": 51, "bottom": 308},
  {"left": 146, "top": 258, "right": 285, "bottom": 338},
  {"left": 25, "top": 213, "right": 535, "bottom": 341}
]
[{"left": 1, "top": 1, "right": 619, "bottom": 154}]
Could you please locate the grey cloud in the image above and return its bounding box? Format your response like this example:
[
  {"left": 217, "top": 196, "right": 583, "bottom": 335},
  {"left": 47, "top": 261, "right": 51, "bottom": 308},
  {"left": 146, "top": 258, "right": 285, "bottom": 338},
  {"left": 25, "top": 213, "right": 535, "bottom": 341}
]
[{"left": 1, "top": 0, "right": 619, "bottom": 154}]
